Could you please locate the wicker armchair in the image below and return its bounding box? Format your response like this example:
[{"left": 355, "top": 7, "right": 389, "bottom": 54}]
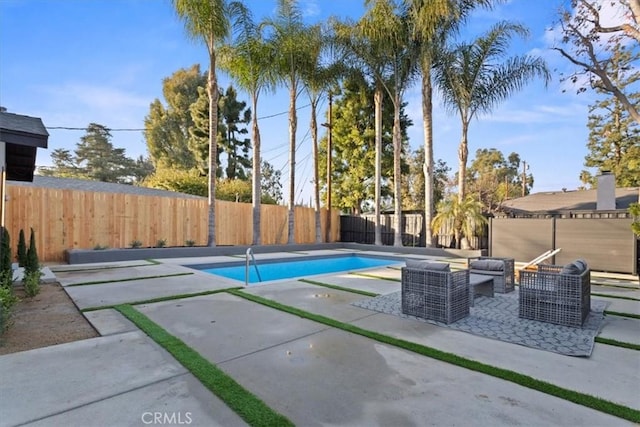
[
  {"left": 401, "top": 265, "right": 470, "bottom": 324},
  {"left": 467, "top": 256, "right": 515, "bottom": 293},
  {"left": 518, "top": 261, "right": 591, "bottom": 327}
]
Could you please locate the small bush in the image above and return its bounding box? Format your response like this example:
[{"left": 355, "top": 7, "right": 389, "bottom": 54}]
[
  {"left": 130, "top": 240, "right": 143, "bottom": 249},
  {"left": 185, "top": 239, "right": 196, "bottom": 247},
  {"left": 0, "top": 285, "right": 18, "bottom": 333},
  {"left": 17, "top": 229, "right": 27, "bottom": 267},
  {"left": 24, "top": 228, "right": 41, "bottom": 297},
  {"left": 0, "top": 227, "right": 13, "bottom": 288},
  {"left": 93, "top": 244, "right": 109, "bottom": 250},
  {"left": 156, "top": 239, "right": 167, "bottom": 248}
]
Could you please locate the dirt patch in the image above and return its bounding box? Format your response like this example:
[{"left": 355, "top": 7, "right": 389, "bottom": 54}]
[{"left": 0, "top": 282, "right": 98, "bottom": 355}]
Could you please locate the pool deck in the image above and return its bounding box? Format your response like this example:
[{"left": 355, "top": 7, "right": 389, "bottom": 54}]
[{"left": 1, "top": 249, "right": 639, "bottom": 426}]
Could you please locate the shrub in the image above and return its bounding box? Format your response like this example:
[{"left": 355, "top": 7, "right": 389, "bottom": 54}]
[
  {"left": 93, "top": 244, "right": 109, "bottom": 250},
  {"left": 17, "top": 229, "right": 27, "bottom": 267},
  {"left": 23, "top": 228, "right": 41, "bottom": 297},
  {"left": 185, "top": 239, "right": 196, "bottom": 247},
  {"left": 0, "top": 285, "right": 19, "bottom": 333},
  {"left": 156, "top": 239, "right": 167, "bottom": 248},
  {"left": 0, "top": 227, "right": 13, "bottom": 288},
  {"left": 130, "top": 240, "right": 143, "bottom": 249}
]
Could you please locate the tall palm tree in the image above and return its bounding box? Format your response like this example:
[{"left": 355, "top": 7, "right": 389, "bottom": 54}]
[
  {"left": 406, "top": 0, "right": 496, "bottom": 248},
  {"left": 434, "top": 22, "right": 549, "bottom": 206},
  {"left": 263, "top": 0, "right": 309, "bottom": 245},
  {"left": 299, "top": 24, "right": 343, "bottom": 243},
  {"left": 172, "top": 0, "right": 239, "bottom": 246},
  {"left": 219, "top": 6, "right": 277, "bottom": 245}
]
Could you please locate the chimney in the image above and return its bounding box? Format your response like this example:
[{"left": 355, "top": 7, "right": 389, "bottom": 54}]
[{"left": 596, "top": 171, "right": 616, "bottom": 210}]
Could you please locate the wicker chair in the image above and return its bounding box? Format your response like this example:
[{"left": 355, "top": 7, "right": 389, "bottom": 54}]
[
  {"left": 467, "top": 256, "right": 515, "bottom": 293},
  {"left": 518, "top": 261, "right": 591, "bottom": 327},
  {"left": 401, "top": 266, "right": 470, "bottom": 324}
]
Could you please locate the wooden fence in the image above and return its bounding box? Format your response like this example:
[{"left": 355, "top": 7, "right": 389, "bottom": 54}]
[{"left": 4, "top": 185, "right": 340, "bottom": 262}]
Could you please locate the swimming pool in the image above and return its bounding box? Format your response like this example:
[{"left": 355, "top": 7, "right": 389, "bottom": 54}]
[{"left": 190, "top": 254, "right": 402, "bottom": 284}]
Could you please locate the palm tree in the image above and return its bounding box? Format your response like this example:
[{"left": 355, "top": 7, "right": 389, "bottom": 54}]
[
  {"left": 171, "top": 0, "right": 240, "bottom": 246},
  {"left": 299, "top": 24, "right": 343, "bottom": 243},
  {"left": 406, "top": 0, "right": 496, "bottom": 248},
  {"left": 263, "top": 0, "right": 309, "bottom": 245},
  {"left": 434, "top": 21, "right": 549, "bottom": 205},
  {"left": 219, "top": 6, "right": 277, "bottom": 245},
  {"left": 431, "top": 194, "right": 487, "bottom": 249}
]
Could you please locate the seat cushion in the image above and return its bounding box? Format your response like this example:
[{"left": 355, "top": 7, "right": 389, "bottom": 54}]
[
  {"left": 405, "top": 259, "right": 450, "bottom": 271},
  {"left": 469, "top": 259, "right": 504, "bottom": 271}
]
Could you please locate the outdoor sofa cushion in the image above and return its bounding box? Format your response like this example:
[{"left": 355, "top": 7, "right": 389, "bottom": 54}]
[
  {"left": 405, "top": 259, "right": 451, "bottom": 271},
  {"left": 560, "top": 259, "right": 588, "bottom": 276},
  {"left": 469, "top": 259, "right": 504, "bottom": 271}
]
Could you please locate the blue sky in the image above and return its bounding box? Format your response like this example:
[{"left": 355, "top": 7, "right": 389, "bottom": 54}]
[{"left": 0, "top": 0, "right": 601, "bottom": 205}]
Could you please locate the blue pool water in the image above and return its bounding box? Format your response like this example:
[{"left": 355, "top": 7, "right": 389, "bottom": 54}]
[{"left": 196, "top": 255, "right": 401, "bottom": 284}]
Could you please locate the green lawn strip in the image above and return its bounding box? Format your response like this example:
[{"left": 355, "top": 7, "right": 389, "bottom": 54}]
[
  {"left": 592, "top": 293, "right": 640, "bottom": 302},
  {"left": 595, "top": 337, "right": 640, "bottom": 351},
  {"left": 227, "top": 254, "right": 246, "bottom": 259},
  {"left": 592, "top": 282, "right": 640, "bottom": 289},
  {"left": 145, "top": 259, "right": 162, "bottom": 265},
  {"left": 115, "top": 304, "right": 294, "bottom": 427},
  {"left": 298, "top": 279, "right": 379, "bottom": 297},
  {"left": 348, "top": 272, "right": 401, "bottom": 282},
  {"left": 605, "top": 310, "right": 640, "bottom": 320},
  {"left": 228, "top": 289, "right": 640, "bottom": 423},
  {"left": 286, "top": 251, "right": 309, "bottom": 255},
  {"left": 52, "top": 261, "right": 158, "bottom": 273},
  {"left": 81, "top": 287, "right": 242, "bottom": 312},
  {"left": 66, "top": 272, "right": 194, "bottom": 287}
]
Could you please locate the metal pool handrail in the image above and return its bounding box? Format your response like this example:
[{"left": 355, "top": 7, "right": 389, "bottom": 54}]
[{"left": 245, "top": 247, "right": 262, "bottom": 286}]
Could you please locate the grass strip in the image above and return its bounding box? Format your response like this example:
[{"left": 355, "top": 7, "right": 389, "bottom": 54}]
[
  {"left": 228, "top": 289, "right": 640, "bottom": 423},
  {"left": 595, "top": 337, "right": 640, "bottom": 351},
  {"left": 299, "top": 279, "right": 379, "bottom": 297},
  {"left": 115, "top": 304, "right": 294, "bottom": 427},
  {"left": 81, "top": 287, "right": 241, "bottom": 312},
  {"left": 591, "top": 282, "right": 639, "bottom": 289},
  {"left": 66, "top": 272, "right": 193, "bottom": 287},
  {"left": 145, "top": 259, "right": 162, "bottom": 265},
  {"left": 592, "top": 293, "right": 640, "bottom": 302},
  {"left": 348, "top": 272, "right": 401, "bottom": 282},
  {"left": 605, "top": 310, "right": 640, "bottom": 320},
  {"left": 52, "top": 261, "right": 158, "bottom": 273}
]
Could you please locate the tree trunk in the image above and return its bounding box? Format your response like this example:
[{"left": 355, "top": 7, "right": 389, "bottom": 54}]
[
  {"left": 393, "top": 91, "right": 403, "bottom": 248},
  {"left": 457, "top": 120, "right": 469, "bottom": 204},
  {"left": 310, "top": 99, "right": 322, "bottom": 243},
  {"left": 287, "top": 80, "right": 297, "bottom": 244},
  {"left": 251, "top": 92, "right": 261, "bottom": 245},
  {"left": 421, "top": 61, "right": 435, "bottom": 248},
  {"left": 207, "top": 50, "right": 218, "bottom": 247},
  {"left": 374, "top": 82, "right": 383, "bottom": 246}
]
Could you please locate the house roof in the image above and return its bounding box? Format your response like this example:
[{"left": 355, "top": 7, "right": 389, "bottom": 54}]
[
  {"left": 500, "top": 187, "right": 639, "bottom": 214},
  {"left": 0, "top": 111, "right": 49, "bottom": 182},
  {"left": 9, "top": 175, "right": 204, "bottom": 200}
]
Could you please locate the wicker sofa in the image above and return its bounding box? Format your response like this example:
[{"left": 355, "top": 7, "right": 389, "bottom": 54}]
[
  {"left": 467, "top": 256, "right": 515, "bottom": 293},
  {"left": 401, "top": 260, "right": 469, "bottom": 324},
  {"left": 518, "top": 260, "right": 591, "bottom": 327}
]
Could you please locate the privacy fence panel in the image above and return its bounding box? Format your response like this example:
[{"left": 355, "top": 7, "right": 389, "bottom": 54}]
[
  {"left": 490, "top": 216, "right": 636, "bottom": 274},
  {"left": 5, "top": 185, "right": 339, "bottom": 262}
]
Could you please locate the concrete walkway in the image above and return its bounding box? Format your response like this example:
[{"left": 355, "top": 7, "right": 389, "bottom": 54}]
[{"left": 1, "top": 250, "right": 639, "bottom": 426}]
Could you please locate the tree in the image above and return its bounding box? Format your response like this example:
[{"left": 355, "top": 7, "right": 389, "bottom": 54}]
[
  {"left": 219, "top": 5, "right": 277, "bottom": 244},
  {"left": 406, "top": 0, "right": 496, "bottom": 247},
  {"left": 467, "top": 149, "right": 531, "bottom": 212},
  {"left": 555, "top": 0, "right": 640, "bottom": 124},
  {"left": 263, "top": 0, "right": 310, "bottom": 244},
  {"left": 16, "top": 229, "right": 27, "bottom": 267},
  {"left": 144, "top": 65, "right": 205, "bottom": 170},
  {"left": 431, "top": 194, "right": 487, "bottom": 249},
  {"left": 318, "top": 73, "right": 411, "bottom": 215},
  {"left": 40, "top": 148, "right": 81, "bottom": 178},
  {"left": 141, "top": 168, "right": 207, "bottom": 196},
  {"left": 259, "top": 160, "right": 284, "bottom": 205},
  {"left": 217, "top": 178, "right": 252, "bottom": 202},
  {"left": 580, "top": 41, "right": 640, "bottom": 187},
  {"left": 402, "top": 147, "right": 450, "bottom": 211},
  {"left": 434, "top": 22, "right": 549, "bottom": 207},
  {"left": 172, "top": 0, "right": 240, "bottom": 247}
]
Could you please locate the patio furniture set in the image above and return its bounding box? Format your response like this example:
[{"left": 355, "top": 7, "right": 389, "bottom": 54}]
[{"left": 401, "top": 256, "right": 591, "bottom": 328}]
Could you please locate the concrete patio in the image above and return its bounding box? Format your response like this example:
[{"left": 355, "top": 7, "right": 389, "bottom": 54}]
[{"left": 1, "top": 249, "right": 638, "bottom": 426}]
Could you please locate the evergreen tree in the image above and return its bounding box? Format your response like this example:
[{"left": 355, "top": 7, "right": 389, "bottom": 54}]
[
  {"left": 74, "top": 124, "right": 136, "bottom": 183},
  {"left": 23, "top": 228, "right": 41, "bottom": 297},
  {"left": 0, "top": 227, "right": 12, "bottom": 288},
  {"left": 16, "top": 229, "right": 27, "bottom": 267},
  {"left": 402, "top": 148, "right": 450, "bottom": 212},
  {"left": 580, "top": 42, "right": 640, "bottom": 188}
]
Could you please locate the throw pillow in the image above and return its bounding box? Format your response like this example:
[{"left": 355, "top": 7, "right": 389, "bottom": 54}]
[
  {"left": 573, "top": 259, "right": 588, "bottom": 273},
  {"left": 560, "top": 262, "right": 581, "bottom": 275}
]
